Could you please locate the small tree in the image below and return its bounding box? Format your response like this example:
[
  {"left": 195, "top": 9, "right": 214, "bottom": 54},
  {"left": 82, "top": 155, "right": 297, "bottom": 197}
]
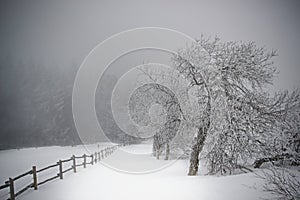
[
  {"left": 137, "top": 64, "right": 194, "bottom": 158},
  {"left": 128, "top": 82, "right": 182, "bottom": 160}
]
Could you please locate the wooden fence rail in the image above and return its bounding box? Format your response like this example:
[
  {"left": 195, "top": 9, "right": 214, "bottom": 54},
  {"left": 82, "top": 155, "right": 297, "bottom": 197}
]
[{"left": 0, "top": 144, "right": 123, "bottom": 200}]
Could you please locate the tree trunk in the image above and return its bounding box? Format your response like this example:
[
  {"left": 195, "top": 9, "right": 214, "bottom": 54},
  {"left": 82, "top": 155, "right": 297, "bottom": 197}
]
[
  {"left": 188, "top": 127, "right": 208, "bottom": 176},
  {"left": 156, "top": 149, "right": 160, "bottom": 160},
  {"left": 165, "top": 143, "right": 170, "bottom": 160},
  {"left": 153, "top": 135, "right": 160, "bottom": 159}
]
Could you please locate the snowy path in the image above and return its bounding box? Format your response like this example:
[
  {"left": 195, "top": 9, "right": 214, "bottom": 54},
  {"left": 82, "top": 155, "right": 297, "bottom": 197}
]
[{"left": 13, "top": 144, "right": 270, "bottom": 200}]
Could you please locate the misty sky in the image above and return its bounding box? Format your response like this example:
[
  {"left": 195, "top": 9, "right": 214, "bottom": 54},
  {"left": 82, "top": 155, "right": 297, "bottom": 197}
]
[{"left": 0, "top": 0, "right": 300, "bottom": 90}]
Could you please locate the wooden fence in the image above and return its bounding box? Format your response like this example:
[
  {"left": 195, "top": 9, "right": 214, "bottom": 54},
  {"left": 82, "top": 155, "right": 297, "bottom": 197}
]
[{"left": 0, "top": 144, "right": 121, "bottom": 200}]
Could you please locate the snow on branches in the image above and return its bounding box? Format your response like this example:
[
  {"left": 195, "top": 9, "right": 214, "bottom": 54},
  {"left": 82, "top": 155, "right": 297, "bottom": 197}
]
[{"left": 172, "top": 36, "right": 281, "bottom": 175}]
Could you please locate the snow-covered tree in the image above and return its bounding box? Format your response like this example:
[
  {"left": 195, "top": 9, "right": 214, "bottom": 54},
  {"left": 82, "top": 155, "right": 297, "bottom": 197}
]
[
  {"left": 172, "top": 36, "right": 278, "bottom": 175},
  {"left": 136, "top": 65, "right": 194, "bottom": 159},
  {"left": 128, "top": 83, "right": 181, "bottom": 160}
]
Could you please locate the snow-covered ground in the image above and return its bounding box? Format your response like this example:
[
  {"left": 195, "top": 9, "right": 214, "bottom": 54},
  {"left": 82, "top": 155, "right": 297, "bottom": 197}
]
[
  {"left": 0, "top": 143, "right": 272, "bottom": 200},
  {"left": 0, "top": 143, "right": 113, "bottom": 199}
]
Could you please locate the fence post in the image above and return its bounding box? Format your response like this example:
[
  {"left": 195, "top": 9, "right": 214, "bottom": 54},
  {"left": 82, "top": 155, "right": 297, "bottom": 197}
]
[
  {"left": 9, "top": 178, "right": 15, "bottom": 200},
  {"left": 91, "top": 154, "right": 94, "bottom": 165},
  {"left": 83, "top": 154, "right": 86, "bottom": 168},
  {"left": 32, "top": 166, "right": 38, "bottom": 190},
  {"left": 94, "top": 152, "right": 97, "bottom": 163},
  {"left": 59, "top": 160, "right": 63, "bottom": 179},
  {"left": 72, "top": 155, "right": 76, "bottom": 173}
]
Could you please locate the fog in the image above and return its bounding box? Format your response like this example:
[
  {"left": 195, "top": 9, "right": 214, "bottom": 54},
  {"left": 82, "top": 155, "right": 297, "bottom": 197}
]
[{"left": 0, "top": 0, "right": 299, "bottom": 149}]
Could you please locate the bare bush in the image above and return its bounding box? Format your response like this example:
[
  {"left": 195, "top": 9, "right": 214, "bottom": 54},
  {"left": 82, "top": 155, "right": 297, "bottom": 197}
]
[{"left": 259, "top": 167, "right": 300, "bottom": 200}]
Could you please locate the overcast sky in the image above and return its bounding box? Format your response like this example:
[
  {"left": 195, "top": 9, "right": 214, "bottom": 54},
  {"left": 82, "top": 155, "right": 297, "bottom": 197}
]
[{"left": 0, "top": 0, "right": 299, "bottom": 90}]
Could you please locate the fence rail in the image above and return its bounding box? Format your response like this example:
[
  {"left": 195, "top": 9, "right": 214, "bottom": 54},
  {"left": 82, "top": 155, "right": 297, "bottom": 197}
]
[
  {"left": 37, "top": 174, "right": 59, "bottom": 187},
  {"left": 36, "top": 163, "right": 58, "bottom": 173},
  {"left": 0, "top": 144, "right": 122, "bottom": 200}
]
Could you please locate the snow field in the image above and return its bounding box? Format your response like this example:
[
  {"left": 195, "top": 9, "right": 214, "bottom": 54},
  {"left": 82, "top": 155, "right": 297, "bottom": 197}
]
[{"left": 0, "top": 143, "right": 272, "bottom": 200}]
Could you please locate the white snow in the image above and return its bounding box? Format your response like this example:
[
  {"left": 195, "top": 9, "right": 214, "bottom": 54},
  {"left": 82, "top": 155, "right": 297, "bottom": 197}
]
[{"left": 0, "top": 143, "right": 272, "bottom": 200}]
